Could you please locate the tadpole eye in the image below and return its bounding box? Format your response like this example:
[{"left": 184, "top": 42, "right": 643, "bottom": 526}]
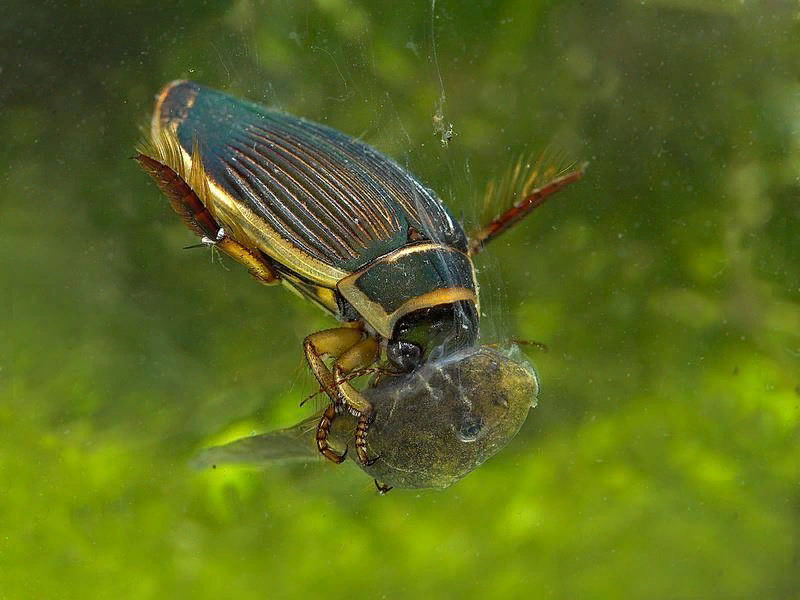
[
  {"left": 457, "top": 416, "right": 484, "bottom": 442},
  {"left": 386, "top": 339, "right": 423, "bottom": 373}
]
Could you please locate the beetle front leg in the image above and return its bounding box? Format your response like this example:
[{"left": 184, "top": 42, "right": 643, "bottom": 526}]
[
  {"left": 304, "top": 327, "right": 368, "bottom": 464},
  {"left": 332, "top": 337, "right": 379, "bottom": 413},
  {"left": 315, "top": 402, "right": 347, "bottom": 464},
  {"left": 303, "top": 327, "right": 364, "bottom": 400},
  {"left": 333, "top": 338, "right": 380, "bottom": 465}
]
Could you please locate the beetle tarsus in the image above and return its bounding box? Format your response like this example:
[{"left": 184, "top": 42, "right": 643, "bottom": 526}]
[
  {"left": 355, "top": 410, "right": 379, "bottom": 466},
  {"left": 316, "top": 402, "right": 347, "bottom": 464}
]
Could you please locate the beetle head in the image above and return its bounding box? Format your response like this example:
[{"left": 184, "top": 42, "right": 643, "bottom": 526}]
[{"left": 387, "top": 300, "right": 479, "bottom": 373}]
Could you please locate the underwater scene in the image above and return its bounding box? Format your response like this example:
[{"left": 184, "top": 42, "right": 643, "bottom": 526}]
[{"left": 2, "top": 0, "right": 798, "bottom": 598}]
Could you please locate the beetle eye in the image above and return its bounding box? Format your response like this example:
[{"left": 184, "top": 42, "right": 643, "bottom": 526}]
[
  {"left": 457, "top": 416, "right": 484, "bottom": 442},
  {"left": 387, "top": 340, "right": 423, "bottom": 373}
]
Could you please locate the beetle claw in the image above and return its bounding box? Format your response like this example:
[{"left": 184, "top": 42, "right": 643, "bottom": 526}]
[
  {"left": 363, "top": 454, "right": 381, "bottom": 467},
  {"left": 374, "top": 480, "right": 392, "bottom": 494}
]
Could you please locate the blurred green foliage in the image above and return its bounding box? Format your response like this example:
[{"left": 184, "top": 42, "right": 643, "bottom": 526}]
[{"left": 1, "top": 0, "right": 797, "bottom": 598}]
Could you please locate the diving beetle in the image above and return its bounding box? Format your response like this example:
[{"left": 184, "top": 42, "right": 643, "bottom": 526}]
[{"left": 136, "top": 80, "right": 583, "bottom": 474}]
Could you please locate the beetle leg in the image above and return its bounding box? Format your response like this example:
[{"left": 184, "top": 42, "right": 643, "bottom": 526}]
[
  {"left": 333, "top": 338, "right": 380, "bottom": 465},
  {"left": 303, "top": 328, "right": 365, "bottom": 400},
  {"left": 214, "top": 236, "right": 280, "bottom": 285},
  {"left": 136, "top": 149, "right": 280, "bottom": 285},
  {"left": 333, "top": 338, "right": 379, "bottom": 413},
  {"left": 468, "top": 164, "right": 586, "bottom": 256},
  {"left": 304, "top": 329, "right": 382, "bottom": 465},
  {"left": 355, "top": 411, "right": 380, "bottom": 466},
  {"left": 315, "top": 402, "right": 348, "bottom": 464},
  {"left": 304, "top": 328, "right": 366, "bottom": 464}
]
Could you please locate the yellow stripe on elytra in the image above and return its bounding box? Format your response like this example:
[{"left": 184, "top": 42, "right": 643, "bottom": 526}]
[{"left": 150, "top": 114, "right": 348, "bottom": 288}]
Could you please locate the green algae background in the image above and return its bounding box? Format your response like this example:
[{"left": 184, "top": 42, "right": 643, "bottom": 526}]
[{"left": 2, "top": 0, "right": 798, "bottom": 598}]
